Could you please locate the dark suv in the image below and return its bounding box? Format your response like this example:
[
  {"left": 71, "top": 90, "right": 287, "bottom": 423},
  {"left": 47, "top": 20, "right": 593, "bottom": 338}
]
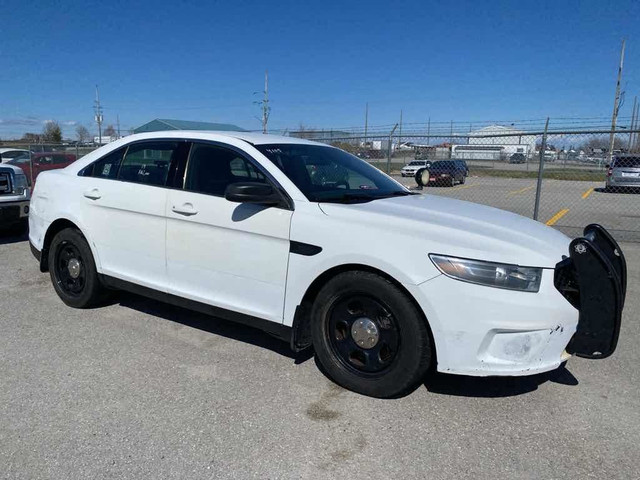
[{"left": 415, "top": 160, "right": 468, "bottom": 187}]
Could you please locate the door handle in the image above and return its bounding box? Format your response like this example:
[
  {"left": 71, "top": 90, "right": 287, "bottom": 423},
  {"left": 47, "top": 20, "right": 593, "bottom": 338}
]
[
  {"left": 83, "top": 188, "right": 101, "bottom": 200},
  {"left": 172, "top": 204, "right": 198, "bottom": 216}
]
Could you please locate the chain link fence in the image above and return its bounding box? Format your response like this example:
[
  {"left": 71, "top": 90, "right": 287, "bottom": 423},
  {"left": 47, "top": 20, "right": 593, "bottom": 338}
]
[
  {"left": 296, "top": 129, "right": 640, "bottom": 242},
  {"left": 3, "top": 129, "right": 640, "bottom": 241}
]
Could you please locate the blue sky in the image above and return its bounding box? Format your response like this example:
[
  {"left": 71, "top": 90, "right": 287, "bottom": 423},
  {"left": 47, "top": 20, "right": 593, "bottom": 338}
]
[{"left": 2, "top": 0, "right": 639, "bottom": 138}]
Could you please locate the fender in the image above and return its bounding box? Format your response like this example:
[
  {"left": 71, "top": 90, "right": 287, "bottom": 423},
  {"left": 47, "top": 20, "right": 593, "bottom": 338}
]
[{"left": 39, "top": 213, "right": 103, "bottom": 273}]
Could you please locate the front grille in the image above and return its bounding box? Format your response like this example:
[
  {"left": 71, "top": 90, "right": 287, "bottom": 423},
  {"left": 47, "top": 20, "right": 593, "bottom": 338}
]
[
  {"left": 0, "top": 205, "right": 20, "bottom": 221},
  {"left": 554, "top": 257, "right": 580, "bottom": 309},
  {"left": 0, "top": 172, "right": 11, "bottom": 194}
]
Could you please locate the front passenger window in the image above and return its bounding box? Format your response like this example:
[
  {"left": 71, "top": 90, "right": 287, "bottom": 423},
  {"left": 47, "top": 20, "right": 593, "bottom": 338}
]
[{"left": 185, "top": 144, "right": 267, "bottom": 197}]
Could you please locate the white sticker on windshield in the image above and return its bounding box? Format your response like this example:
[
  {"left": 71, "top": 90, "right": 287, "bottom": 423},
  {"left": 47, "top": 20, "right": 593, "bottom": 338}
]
[{"left": 102, "top": 164, "right": 111, "bottom": 176}]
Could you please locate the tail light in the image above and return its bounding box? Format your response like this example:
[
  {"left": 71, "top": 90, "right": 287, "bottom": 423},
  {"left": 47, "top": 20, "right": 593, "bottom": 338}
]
[{"left": 607, "top": 167, "right": 613, "bottom": 177}]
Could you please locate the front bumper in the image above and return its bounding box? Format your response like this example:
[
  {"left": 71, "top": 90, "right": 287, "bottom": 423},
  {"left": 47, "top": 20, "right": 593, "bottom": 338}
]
[
  {"left": 407, "top": 224, "right": 625, "bottom": 376},
  {"left": 0, "top": 200, "right": 30, "bottom": 225},
  {"left": 408, "top": 268, "right": 579, "bottom": 377}
]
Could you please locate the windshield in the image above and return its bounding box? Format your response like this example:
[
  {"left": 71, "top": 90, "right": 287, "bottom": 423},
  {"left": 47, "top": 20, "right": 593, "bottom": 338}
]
[
  {"left": 2, "top": 151, "right": 30, "bottom": 162},
  {"left": 407, "top": 161, "right": 424, "bottom": 166},
  {"left": 256, "top": 144, "right": 410, "bottom": 203},
  {"left": 614, "top": 156, "right": 640, "bottom": 168}
]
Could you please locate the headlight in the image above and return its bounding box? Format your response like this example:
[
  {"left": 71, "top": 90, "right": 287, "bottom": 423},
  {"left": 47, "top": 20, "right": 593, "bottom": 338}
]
[
  {"left": 13, "top": 174, "right": 28, "bottom": 195},
  {"left": 429, "top": 254, "right": 542, "bottom": 292}
]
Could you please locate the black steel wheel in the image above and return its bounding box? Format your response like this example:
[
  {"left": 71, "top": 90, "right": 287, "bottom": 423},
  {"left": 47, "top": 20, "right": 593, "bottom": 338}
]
[
  {"left": 48, "top": 227, "right": 106, "bottom": 308},
  {"left": 311, "top": 271, "right": 433, "bottom": 398},
  {"left": 54, "top": 242, "right": 86, "bottom": 297},
  {"left": 327, "top": 294, "right": 400, "bottom": 375}
]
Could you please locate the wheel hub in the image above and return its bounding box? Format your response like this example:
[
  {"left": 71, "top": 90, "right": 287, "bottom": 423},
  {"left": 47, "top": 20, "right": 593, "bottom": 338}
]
[
  {"left": 67, "top": 258, "right": 81, "bottom": 279},
  {"left": 351, "top": 317, "right": 380, "bottom": 349}
]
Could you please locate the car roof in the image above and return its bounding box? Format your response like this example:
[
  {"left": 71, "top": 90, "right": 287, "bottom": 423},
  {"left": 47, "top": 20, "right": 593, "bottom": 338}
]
[
  {"left": 113, "top": 130, "right": 326, "bottom": 147},
  {"left": 0, "top": 148, "right": 30, "bottom": 153},
  {"left": 31, "top": 151, "right": 71, "bottom": 156}
]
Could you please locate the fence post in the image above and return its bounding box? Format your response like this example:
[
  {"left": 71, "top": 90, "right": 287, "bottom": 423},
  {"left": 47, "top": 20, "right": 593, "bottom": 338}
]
[
  {"left": 533, "top": 117, "right": 550, "bottom": 221},
  {"left": 386, "top": 123, "right": 399, "bottom": 174}
]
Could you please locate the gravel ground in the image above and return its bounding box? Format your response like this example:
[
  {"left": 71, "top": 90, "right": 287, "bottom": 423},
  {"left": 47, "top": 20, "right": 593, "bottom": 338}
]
[{"left": 1, "top": 232, "right": 639, "bottom": 480}]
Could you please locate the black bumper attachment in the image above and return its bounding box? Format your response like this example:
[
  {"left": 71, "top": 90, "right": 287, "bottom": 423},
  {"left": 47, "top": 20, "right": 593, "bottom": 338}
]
[{"left": 554, "top": 224, "right": 626, "bottom": 359}]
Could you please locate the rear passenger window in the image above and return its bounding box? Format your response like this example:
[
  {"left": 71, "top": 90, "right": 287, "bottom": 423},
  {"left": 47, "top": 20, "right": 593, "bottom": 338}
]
[
  {"left": 118, "top": 142, "right": 178, "bottom": 186},
  {"left": 83, "top": 148, "right": 125, "bottom": 179}
]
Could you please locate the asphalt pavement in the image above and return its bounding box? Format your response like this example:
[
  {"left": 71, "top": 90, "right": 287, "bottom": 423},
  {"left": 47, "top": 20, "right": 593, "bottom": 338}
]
[{"left": 0, "top": 231, "right": 639, "bottom": 480}]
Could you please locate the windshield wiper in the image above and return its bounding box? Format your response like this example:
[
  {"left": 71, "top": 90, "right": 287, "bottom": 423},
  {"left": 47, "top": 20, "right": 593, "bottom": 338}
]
[{"left": 320, "top": 193, "right": 377, "bottom": 204}]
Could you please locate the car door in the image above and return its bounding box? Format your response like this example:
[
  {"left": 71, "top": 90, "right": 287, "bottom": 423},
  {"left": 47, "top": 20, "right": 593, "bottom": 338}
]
[
  {"left": 79, "top": 140, "right": 188, "bottom": 291},
  {"left": 165, "top": 142, "right": 293, "bottom": 322}
]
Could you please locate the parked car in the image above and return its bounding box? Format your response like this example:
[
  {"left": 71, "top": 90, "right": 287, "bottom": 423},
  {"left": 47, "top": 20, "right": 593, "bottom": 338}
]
[
  {"left": 510, "top": 153, "right": 526, "bottom": 164},
  {"left": 8, "top": 151, "right": 77, "bottom": 185},
  {"left": 28, "top": 131, "right": 626, "bottom": 398},
  {"left": 401, "top": 160, "right": 431, "bottom": 177},
  {"left": 415, "top": 160, "right": 467, "bottom": 187},
  {"left": 606, "top": 154, "right": 640, "bottom": 191},
  {"left": 0, "top": 163, "right": 30, "bottom": 230},
  {"left": 0, "top": 148, "right": 30, "bottom": 164}
]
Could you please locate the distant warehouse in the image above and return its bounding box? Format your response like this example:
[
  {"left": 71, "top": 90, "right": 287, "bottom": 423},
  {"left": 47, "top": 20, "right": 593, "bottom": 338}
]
[
  {"left": 452, "top": 125, "right": 537, "bottom": 161},
  {"left": 133, "top": 118, "right": 246, "bottom": 134}
]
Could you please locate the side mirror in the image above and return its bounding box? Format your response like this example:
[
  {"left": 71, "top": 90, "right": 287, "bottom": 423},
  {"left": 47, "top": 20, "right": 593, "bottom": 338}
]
[
  {"left": 225, "top": 182, "right": 282, "bottom": 206},
  {"left": 605, "top": 164, "right": 610, "bottom": 168}
]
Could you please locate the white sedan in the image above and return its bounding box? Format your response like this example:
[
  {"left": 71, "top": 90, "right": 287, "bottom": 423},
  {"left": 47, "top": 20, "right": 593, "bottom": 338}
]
[{"left": 28, "top": 131, "right": 626, "bottom": 398}]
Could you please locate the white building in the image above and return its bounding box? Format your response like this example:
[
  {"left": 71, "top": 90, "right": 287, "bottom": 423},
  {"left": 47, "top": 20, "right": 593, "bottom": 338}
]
[{"left": 452, "top": 125, "right": 538, "bottom": 161}]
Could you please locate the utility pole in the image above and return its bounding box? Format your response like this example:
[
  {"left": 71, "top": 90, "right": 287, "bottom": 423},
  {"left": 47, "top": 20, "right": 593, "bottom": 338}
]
[
  {"left": 628, "top": 96, "right": 637, "bottom": 151},
  {"left": 94, "top": 85, "right": 103, "bottom": 145},
  {"left": 117, "top": 114, "right": 121, "bottom": 138},
  {"left": 261, "top": 70, "right": 270, "bottom": 134},
  {"left": 427, "top": 117, "right": 430, "bottom": 144},
  {"left": 399, "top": 109, "right": 403, "bottom": 148},
  {"left": 364, "top": 102, "right": 368, "bottom": 147},
  {"left": 634, "top": 99, "right": 640, "bottom": 152},
  {"left": 608, "top": 39, "right": 626, "bottom": 163}
]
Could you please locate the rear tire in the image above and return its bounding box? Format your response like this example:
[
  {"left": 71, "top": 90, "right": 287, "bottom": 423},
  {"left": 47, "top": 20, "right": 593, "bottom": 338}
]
[
  {"left": 311, "top": 271, "right": 432, "bottom": 398},
  {"left": 48, "top": 228, "right": 105, "bottom": 308}
]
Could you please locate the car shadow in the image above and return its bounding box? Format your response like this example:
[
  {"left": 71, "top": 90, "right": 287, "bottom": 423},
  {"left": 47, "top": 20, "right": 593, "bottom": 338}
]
[
  {"left": 0, "top": 228, "right": 28, "bottom": 245},
  {"left": 423, "top": 364, "right": 579, "bottom": 398},
  {"left": 113, "top": 291, "right": 314, "bottom": 364}
]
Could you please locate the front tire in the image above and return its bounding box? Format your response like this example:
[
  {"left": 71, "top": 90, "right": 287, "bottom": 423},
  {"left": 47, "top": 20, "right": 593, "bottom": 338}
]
[
  {"left": 311, "top": 271, "right": 432, "bottom": 398},
  {"left": 48, "top": 228, "right": 105, "bottom": 308}
]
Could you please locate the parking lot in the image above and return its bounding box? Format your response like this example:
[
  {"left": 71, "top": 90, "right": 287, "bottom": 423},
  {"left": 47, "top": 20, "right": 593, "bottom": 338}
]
[{"left": 1, "top": 224, "right": 639, "bottom": 479}]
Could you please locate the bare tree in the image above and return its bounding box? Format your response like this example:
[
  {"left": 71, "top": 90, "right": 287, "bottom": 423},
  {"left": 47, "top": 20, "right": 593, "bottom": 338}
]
[
  {"left": 103, "top": 124, "right": 116, "bottom": 137},
  {"left": 75, "top": 125, "right": 91, "bottom": 143},
  {"left": 21, "top": 132, "right": 42, "bottom": 143},
  {"left": 582, "top": 136, "right": 625, "bottom": 152},
  {"left": 42, "top": 121, "right": 62, "bottom": 143}
]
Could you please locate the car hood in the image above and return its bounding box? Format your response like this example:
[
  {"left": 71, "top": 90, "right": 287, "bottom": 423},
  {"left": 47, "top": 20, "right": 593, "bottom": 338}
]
[
  {"left": 0, "top": 163, "right": 25, "bottom": 174},
  {"left": 319, "top": 194, "right": 572, "bottom": 268}
]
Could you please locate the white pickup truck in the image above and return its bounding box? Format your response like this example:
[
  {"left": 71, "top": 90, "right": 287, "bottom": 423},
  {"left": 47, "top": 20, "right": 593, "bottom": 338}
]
[{"left": 0, "top": 163, "right": 30, "bottom": 230}]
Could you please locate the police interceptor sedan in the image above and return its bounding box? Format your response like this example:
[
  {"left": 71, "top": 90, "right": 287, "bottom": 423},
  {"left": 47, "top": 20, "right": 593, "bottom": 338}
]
[{"left": 28, "top": 131, "right": 626, "bottom": 398}]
